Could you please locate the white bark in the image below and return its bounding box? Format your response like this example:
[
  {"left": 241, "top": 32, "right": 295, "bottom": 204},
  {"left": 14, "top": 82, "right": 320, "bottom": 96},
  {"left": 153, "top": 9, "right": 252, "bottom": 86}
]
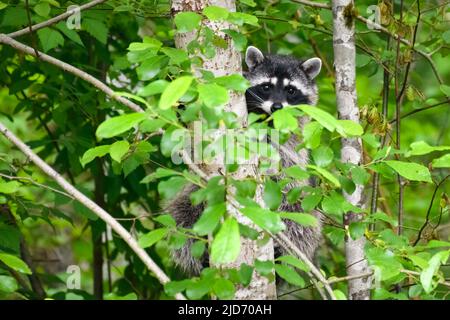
[
  {"left": 171, "top": 0, "right": 276, "bottom": 299},
  {"left": 332, "top": 0, "right": 371, "bottom": 300}
]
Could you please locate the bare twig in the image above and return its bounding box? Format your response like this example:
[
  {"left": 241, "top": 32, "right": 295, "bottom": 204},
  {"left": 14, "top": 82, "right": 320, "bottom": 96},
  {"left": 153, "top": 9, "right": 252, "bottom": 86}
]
[
  {"left": 0, "top": 34, "right": 144, "bottom": 113},
  {"left": 8, "top": 0, "right": 107, "bottom": 38},
  {"left": 0, "top": 173, "right": 74, "bottom": 199},
  {"left": 390, "top": 99, "right": 450, "bottom": 123},
  {"left": 290, "top": 0, "right": 330, "bottom": 9},
  {"left": 0, "top": 121, "right": 186, "bottom": 300},
  {"left": 369, "top": 0, "right": 393, "bottom": 231},
  {"left": 413, "top": 175, "right": 450, "bottom": 246}
]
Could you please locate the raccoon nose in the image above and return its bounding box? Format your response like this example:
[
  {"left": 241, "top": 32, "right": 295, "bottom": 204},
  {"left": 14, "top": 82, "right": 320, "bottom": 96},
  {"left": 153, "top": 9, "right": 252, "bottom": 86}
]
[{"left": 271, "top": 103, "right": 283, "bottom": 113}]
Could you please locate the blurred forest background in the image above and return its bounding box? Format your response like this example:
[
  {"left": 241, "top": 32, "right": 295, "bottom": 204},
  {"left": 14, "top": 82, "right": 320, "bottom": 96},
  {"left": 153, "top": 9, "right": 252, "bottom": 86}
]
[{"left": 0, "top": 0, "right": 449, "bottom": 300}]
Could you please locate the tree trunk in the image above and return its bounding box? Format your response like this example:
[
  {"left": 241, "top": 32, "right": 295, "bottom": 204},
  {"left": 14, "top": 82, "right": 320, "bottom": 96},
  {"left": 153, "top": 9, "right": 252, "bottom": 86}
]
[
  {"left": 170, "top": 0, "right": 277, "bottom": 299},
  {"left": 332, "top": 0, "right": 371, "bottom": 300}
]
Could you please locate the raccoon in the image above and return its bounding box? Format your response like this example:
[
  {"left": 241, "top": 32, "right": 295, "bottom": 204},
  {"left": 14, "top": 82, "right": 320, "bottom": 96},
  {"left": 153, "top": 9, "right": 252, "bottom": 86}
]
[{"left": 168, "top": 46, "right": 323, "bottom": 276}]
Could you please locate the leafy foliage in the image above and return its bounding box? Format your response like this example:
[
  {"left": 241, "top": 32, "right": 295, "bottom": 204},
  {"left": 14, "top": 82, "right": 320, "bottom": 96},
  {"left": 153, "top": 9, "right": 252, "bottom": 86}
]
[{"left": 0, "top": 0, "right": 448, "bottom": 301}]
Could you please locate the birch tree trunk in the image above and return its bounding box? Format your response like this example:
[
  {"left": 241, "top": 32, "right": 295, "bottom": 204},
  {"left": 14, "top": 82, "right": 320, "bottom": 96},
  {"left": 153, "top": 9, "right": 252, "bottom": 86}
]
[
  {"left": 170, "top": 0, "right": 277, "bottom": 299},
  {"left": 332, "top": 0, "right": 372, "bottom": 300}
]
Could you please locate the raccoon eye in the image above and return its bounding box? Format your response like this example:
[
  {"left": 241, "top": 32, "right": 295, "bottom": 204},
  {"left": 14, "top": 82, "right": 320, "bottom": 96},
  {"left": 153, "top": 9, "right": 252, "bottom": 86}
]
[
  {"left": 261, "top": 83, "right": 271, "bottom": 91},
  {"left": 286, "top": 86, "right": 296, "bottom": 95}
]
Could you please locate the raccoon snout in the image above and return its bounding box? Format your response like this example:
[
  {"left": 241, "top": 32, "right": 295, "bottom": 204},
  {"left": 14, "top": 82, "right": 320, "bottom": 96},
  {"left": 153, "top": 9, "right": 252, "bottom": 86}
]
[{"left": 271, "top": 103, "right": 283, "bottom": 113}]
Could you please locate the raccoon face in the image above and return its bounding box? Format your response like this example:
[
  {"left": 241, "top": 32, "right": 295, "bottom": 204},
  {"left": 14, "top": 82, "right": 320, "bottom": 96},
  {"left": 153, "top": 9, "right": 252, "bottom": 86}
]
[{"left": 244, "top": 46, "right": 322, "bottom": 115}]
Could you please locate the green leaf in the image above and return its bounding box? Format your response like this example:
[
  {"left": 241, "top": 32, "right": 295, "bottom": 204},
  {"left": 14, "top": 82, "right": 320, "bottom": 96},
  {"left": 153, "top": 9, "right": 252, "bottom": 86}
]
[
  {"left": 213, "top": 278, "right": 235, "bottom": 299},
  {"left": 303, "top": 121, "right": 322, "bottom": 149},
  {"left": 443, "top": 30, "right": 450, "bottom": 44},
  {"left": 263, "top": 179, "right": 282, "bottom": 210},
  {"left": 185, "top": 279, "right": 211, "bottom": 300},
  {"left": 0, "top": 253, "right": 32, "bottom": 274},
  {"left": 0, "top": 181, "right": 21, "bottom": 194},
  {"left": 56, "top": 22, "right": 84, "bottom": 46},
  {"left": 312, "top": 146, "right": 334, "bottom": 167},
  {"left": 232, "top": 179, "right": 257, "bottom": 198},
  {"left": 96, "top": 113, "right": 147, "bottom": 139},
  {"left": 222, "top": 29, "right": 247, "bottom": 51},
  {"left": 197, "top": 83, "right": 229, "bottom": 108},
  {"left": 240, "top": 0, "right": 257, "bottom": 6},
  {"left": 0, "top": 275, "right": 18, "bottom": 293},
  {"left": 302, "top": 192, "right": 322, "bottom": 212},
  {"left": 160, "top": 47, "right": 189, "bottom": 64},
  {"left": 37, "top": 28, "right": 64, "bottom": 52},
  {"left": 240, "top": 207, "right": 285, "bottom": 234},
  {"left": 432, "top": 153, "right": 450, "bottom": 168},
  {"left": 366, "top": 247, "right": 402, "bottom": 281},
  {"left": 307, "top": 164, "right": 341, "bottom": 188},
  {"left": 138, "top": 79, "right": 169, "bottom": 97},
  {"left": 370, "top": 211, "right": 398, "bottom": 227},
  {"left": 349, "top": 221, "right": 366, "bottom": 239},
  {"left": 0, "top": 2, "right": 8, "bottom": 10},
  {"left": 110, "top": 140, "right": 130, "bottom": 162},
  {"left": 276, "top": 255, "right": 309, "bottom": 272},
  {"left": 159, "top": 76, "right": 193, "bottom": 109},
  {"left": 384, "top": 160, "right": 432, "bottom": 183},
  {"left": 425, "top": 240, "right": 450, "bottom": 249},
  {"left": 136, "top": 56, "right": 167, "bottom": 81},
  {"left": 406, "top": 141, "right": 450, "bottom": 157},
  {"left": 174, "top": 12, "right": 202, "bottom": 33},
  {"left": 153, "top": 214, "right": 176, "bottom": 228},
  {"left": 158, "top": 176, "right": 187, "bottom": 200},
  {"left": 203, "top": 6, "right": 229, "bottom": 21},
  {"left": 2, "top": 7, "right": 27, "bottom": 26},
  {"left": 333, "top": 289, "right": 347, "bottom": 300},
  {"left": 193, "top": 203, "right": 226, "bottom": 236},
  {"left": 164, "top": 279, "right": 190, "bottom": 296},
  {"left": 255, "top": 259, "right": 274, "bottom": 276},
  {"left": 420, "top": 251, "right": 450, "bottom": 293},
  {"left": 350, "top": 166, "right": 371, "bottom": 185},
  {"left": 138, "top": 228, "right": 168, "bottom": 248},
  {"left": 0, "top": 223, "right": 20, "bottom": 252},
  {"left": 226, "top": 12, "right": 259, "bottom": 26},
  {"left": 210, "top": 217, "right": 241, "bottom": 264},
  {"left": 82, "top": 18, "right": 108, "bottom": 44},
  {"left": 34, "top": 2, "right": 50, "bottom": 17},
  {"left": 299, "top": 105, "right": 338, "bottom": 132},
  {"left": 279, "top": 212, "right": 318, "bottom": 227},
  {"left": 141, "top": 168, "right": 182, "bottom": 183},
  {"left": 238, "top": 264, "right": 254, "bottom": 286},
  {"left": 160, "top": 126, "right": 186, "bottom": 157},
  {"left": 285, "top": 166, "right": 310, "bottom": 180},
  {"left": 80, "top": 145, "right": 110, "bottom": 167},
  {"left": 191, "top": 241, "right": 206, "bottom": 258},
  {"left": 140, "top": 118, "right": 166, "bottom": 133},
  {"left": 274, "top": 264, "right": 305, "bottom": 287},
  {"left": 440, "top": 84, "right": 450, "bottom": 96},
  {"left": 214, "top": 74, "right": 249, "bottom": 92},
  {"left": 336, "top": 120, "right": 364, "bottom": 137},
  {"left": 273, "top": 108, "right": 298, "bottom": 131}
]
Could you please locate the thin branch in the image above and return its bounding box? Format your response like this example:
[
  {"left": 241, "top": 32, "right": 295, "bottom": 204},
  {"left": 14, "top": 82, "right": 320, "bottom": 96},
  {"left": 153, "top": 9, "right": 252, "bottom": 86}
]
[
  {"left": 0, "top": 121, "right": 186, "bottom": 300},
  {"left": 413, "top": 175, "right": 450, "bottom": 246},
  {"left": 389, "top": 99, "right": 450, "bottom": 123},
  {"left": 290, "top": 0, "right": 330, "bottom": 9},
  {"left": 0, "top": 34, "right": 144, "bottom": 113},
  {"left": 7, "top": 0, "right": 107, "bottom": 38},
  {"left": 401, "top": 269, "right": 450, "bottom": 288},
  {"left": 0, "top": 173, "right": 74, "bottom": 199},
  {"left": 369, "top": 0, "right": 393, "bottom": 231}
]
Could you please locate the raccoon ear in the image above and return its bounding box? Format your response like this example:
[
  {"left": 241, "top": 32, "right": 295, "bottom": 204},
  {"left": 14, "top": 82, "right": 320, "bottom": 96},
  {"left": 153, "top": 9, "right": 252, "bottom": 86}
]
[
  {"left": 302, "top": 57, "right": 322, "bottom": 79},
  {"left": 245, "top": 46, "right": 264, "bottom": 69}
]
